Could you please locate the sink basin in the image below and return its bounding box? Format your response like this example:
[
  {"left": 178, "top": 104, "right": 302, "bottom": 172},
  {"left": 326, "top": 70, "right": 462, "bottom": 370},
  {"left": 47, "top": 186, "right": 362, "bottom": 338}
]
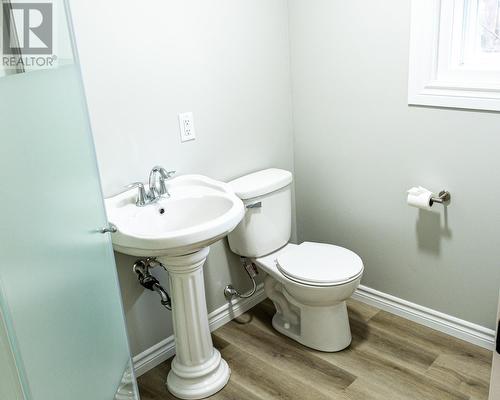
[{"left": 105, "top": 174, "right": 245, "bottom": 257}]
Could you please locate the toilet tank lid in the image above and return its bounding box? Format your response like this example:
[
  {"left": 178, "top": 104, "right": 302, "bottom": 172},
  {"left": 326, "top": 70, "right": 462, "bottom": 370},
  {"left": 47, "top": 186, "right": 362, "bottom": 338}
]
[{"left": 229, "top": 169, "right": 293, "bottom": 200}]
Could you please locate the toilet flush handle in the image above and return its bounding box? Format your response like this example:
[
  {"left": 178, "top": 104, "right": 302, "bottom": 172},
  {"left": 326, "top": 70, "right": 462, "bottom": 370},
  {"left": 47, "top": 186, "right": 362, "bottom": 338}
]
[{"left": 246, "top": 202, "right": 262, "bottom": 209}]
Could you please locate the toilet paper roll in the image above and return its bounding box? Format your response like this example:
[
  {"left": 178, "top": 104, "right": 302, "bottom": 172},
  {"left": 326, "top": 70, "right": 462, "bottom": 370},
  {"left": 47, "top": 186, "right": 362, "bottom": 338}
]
[{"left": 407, "top": 186, "right": 433, "bottom": 210}]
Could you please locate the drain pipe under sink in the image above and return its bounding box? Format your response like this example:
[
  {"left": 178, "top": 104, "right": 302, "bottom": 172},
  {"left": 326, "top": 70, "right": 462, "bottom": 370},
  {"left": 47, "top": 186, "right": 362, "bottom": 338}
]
[{"left": 133, "top": 258, "right": 172, "bottom": 310}]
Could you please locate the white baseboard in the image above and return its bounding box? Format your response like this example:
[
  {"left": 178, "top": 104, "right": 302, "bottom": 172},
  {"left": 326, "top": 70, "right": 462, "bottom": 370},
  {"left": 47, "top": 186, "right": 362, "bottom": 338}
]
[
  {"left": 133, "top": 284, "right": 267, "bottom": 377},
  {"left": 133, "top": 282, "right": 495, "bottom": 377},
  {"left": 352, "top": 285, "right": 496, "bottom": 350}
]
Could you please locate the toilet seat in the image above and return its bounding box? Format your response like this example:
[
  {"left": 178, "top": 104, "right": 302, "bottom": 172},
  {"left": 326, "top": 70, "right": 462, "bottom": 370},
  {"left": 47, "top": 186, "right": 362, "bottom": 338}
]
[{"left": 275, "top": 242, "right": 363, "bottom": 287}]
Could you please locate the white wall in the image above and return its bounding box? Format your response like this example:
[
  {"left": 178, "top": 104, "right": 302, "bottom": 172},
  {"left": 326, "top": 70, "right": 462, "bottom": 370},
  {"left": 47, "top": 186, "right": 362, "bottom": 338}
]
[
  {"left": 288, "top": 0, "right": 500, "bottom": 329},
  {"left": 70, "top": 0, "right": 294, "bottom": 356}
]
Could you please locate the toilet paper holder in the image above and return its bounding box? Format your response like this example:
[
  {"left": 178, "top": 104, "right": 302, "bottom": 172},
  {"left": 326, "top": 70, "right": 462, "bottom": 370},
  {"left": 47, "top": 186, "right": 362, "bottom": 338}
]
[{"left": 430, "top": 190, "right": 451, "bottom": 205}]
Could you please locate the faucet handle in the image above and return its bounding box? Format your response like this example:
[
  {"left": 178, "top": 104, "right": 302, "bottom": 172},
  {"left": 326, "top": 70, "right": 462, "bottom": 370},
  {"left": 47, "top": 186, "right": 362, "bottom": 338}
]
[
  {"left": 126, "top": 182, "right": 147, "bottom": 207},
  {"left": 158, "top": 170, "right": 176, "bottom": 197},
  {"left": 165, "top": 170, "right": 176, "bottom": 179},
  {"left": 158, "top": 169, "right": 176, "bottom": 179}
]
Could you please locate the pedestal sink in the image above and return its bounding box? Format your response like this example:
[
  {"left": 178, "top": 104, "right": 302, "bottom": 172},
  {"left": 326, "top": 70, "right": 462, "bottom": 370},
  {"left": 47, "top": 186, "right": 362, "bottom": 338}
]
[{"left": 105, "top": 175, "right": 244, "bottom": 399}]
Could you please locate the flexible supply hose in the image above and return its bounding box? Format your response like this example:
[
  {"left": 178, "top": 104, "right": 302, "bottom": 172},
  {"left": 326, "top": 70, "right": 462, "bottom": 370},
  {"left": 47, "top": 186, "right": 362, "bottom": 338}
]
[{"left": 224, "top": 259, "right": 259, "bottom": 299}]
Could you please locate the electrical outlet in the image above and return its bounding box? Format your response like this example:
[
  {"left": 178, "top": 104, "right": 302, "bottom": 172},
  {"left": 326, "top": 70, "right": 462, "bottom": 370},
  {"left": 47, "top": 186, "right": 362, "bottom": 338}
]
[{"left": 178, "top": 112, "right": 196, "bottom": 142}]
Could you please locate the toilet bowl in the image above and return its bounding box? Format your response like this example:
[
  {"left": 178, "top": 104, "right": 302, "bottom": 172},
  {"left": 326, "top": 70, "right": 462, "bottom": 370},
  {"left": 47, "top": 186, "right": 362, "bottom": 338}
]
[
  {"left": 227, "top": 169, "right": 364, "bottom": 352},
  {"left": 254, "top": 242, "right": 363, "bottom": 352}
]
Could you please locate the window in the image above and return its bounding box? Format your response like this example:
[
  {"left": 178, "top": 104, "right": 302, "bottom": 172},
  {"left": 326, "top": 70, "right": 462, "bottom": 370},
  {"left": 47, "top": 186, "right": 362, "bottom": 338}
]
[
  {"left": 408, "top": 0, "right": 500, "bottom": 111},
  {"left": 478, "top": 0, "right": 500, "bottom": 53}
]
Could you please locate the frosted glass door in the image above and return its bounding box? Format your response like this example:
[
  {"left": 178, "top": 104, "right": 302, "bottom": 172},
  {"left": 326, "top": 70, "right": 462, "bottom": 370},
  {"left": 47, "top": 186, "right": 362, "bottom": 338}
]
[
  {"left": 0, "top": 307, "right": 24, "bottom": 399},
  {"left": 489, "top": 290, "right": 500, "bottom": 399},
  {"left": 0, "top": 1, "right": 139, "bottom": 399}
]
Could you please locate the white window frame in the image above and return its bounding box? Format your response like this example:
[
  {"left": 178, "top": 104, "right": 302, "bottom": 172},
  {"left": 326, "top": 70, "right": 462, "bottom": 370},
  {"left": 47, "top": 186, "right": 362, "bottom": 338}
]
[{"left": 408, "top": 0, "right": 500, "bottom": 111}]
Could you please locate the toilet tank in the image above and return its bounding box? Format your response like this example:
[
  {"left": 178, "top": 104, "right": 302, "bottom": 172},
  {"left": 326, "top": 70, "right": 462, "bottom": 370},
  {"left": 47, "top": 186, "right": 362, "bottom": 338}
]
[{"left": 228, "top": 169, "right": 293, "bottom": 258}]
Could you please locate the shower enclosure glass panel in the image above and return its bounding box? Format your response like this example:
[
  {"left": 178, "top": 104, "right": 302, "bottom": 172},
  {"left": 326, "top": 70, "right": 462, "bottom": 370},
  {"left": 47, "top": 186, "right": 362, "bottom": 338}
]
[
  {"left": 0, "top": 1, "right": 139, "bottom": 399},
  {"left": 0, "top": 306, "right": 24, "bottom": 399}
]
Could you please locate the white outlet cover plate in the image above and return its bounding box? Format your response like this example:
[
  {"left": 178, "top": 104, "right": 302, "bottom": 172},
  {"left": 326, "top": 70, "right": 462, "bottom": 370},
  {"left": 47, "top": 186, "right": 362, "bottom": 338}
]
[{"left": 178, "top": 112, "right": 196, "bottom": 142}]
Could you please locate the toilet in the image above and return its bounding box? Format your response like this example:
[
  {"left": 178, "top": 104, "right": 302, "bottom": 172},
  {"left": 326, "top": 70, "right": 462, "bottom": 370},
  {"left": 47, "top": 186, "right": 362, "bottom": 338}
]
[{"left": 228, "top": 168, "right": 364, "bottom": 352}]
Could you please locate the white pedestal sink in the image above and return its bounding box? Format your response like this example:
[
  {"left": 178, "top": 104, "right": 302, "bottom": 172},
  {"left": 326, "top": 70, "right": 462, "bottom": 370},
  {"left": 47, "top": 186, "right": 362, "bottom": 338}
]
[{"left": 105, "top": 175, "right": 244, "bottom": 399}]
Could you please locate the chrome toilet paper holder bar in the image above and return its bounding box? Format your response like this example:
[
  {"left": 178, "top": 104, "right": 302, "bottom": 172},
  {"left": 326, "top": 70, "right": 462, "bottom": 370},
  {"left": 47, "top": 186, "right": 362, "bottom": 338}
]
[{"left": 430, "top": 191, "right": 451, "bottom": 205}]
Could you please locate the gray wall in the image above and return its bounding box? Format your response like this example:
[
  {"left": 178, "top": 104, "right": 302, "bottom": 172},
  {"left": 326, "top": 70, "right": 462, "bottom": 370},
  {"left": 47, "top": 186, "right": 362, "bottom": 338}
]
[
  {"left": 288, "top": 0, "right": 500, "bottom": 329},
  {"left": 70, "top": 0, "right": 500, "bottom": 357},
  {"left": 70, "top": 0, "right": 294, "bottom": 356}
]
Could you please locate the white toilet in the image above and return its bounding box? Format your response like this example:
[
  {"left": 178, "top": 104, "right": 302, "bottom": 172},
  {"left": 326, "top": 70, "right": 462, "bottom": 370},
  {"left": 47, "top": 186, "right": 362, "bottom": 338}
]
[{"left": 228, "top": 168, "right": 364, "bottom": 352}]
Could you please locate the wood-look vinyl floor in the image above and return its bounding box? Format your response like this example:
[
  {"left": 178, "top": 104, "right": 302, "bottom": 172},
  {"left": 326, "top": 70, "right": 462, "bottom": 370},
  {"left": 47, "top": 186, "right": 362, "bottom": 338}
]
[{"left": 138, "top": 299, "right": 492, "bottom": 400}]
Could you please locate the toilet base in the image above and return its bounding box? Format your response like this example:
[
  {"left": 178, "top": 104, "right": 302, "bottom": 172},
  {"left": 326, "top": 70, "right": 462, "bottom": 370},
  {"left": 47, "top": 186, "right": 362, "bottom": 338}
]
[
  {"left": 264, "top": 274, "right": 354, "bottom": 352},
  {"left": 271, "top": 299, "right": 352, "bottom": 352}
]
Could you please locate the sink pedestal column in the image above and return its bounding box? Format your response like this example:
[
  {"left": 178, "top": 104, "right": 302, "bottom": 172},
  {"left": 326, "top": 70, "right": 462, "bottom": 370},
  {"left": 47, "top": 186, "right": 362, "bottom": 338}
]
[{"left": 159, "top": 247, "right": 230, "bottom": 399}]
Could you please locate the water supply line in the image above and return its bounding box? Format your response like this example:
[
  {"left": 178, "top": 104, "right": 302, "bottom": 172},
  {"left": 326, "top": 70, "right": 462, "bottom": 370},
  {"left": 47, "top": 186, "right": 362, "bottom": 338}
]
[
  {"left": 133, "top": 258, "right": 172, "bottom": 310},
  {"left": 224, "top": 258, "right": 259, "bottom": 300}
]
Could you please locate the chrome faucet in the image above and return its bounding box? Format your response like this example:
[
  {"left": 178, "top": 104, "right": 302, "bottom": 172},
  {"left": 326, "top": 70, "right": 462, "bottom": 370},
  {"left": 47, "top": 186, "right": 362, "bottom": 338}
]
[
  {"left": 126, "top": 167, "right": 175, "bottom": 207},
  {"left": 148, "top": 166, "right": 176, "bottom": 201}
]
